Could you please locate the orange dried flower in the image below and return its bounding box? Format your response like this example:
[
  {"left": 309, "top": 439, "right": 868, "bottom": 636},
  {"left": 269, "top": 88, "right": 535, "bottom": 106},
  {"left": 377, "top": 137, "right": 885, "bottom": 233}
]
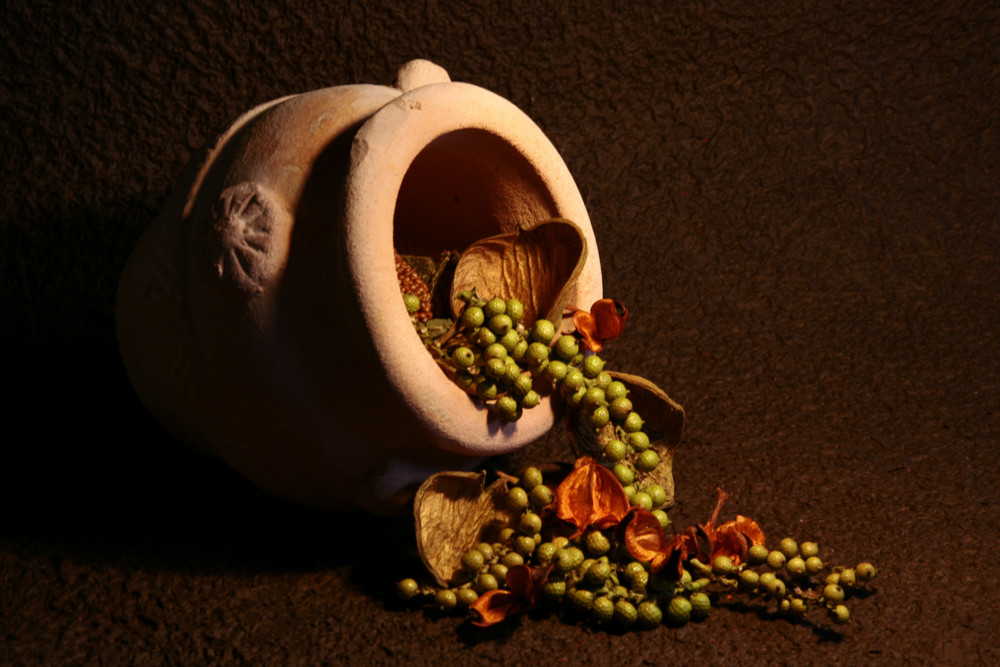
[
  {"left": 621, "top": 508, "right": 699, "bottom": 578},
  {"left": 470, "top": 565, "right": 550, "bottom": 627},
  {"left": 554, "top": 457, "right": 631, "bottom": 538},
  {"left": 707, "top": 515, "right": 766, "bottom": 566},
  {"left": 571, "top": 298, "right": 628, "bottom": 352}
]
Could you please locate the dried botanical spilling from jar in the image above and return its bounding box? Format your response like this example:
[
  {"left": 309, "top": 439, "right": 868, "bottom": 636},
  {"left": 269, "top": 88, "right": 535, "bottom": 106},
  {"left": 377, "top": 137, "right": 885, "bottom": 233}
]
[{"left": 393, "top": 218, "right": 877, "bottom": 631}]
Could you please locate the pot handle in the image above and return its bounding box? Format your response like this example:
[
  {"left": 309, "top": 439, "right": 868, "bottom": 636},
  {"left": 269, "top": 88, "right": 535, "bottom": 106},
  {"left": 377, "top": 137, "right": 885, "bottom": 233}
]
[{"left": 393, "top": 59, "right": 451, "bottom": 92}]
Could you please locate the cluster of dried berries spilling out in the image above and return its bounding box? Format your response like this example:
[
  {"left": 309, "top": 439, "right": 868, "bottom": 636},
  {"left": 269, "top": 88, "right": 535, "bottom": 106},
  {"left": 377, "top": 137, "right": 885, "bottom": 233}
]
[
  {"left": 393, "top": 222, "right": 877, "bottom": 632},
  {"left": 398, "top": 464, "right": 876, "bottom": 631}
]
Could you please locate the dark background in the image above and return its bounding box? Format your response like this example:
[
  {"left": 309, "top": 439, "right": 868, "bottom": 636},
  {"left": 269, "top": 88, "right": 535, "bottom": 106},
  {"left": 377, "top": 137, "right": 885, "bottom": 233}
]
[{"left": 2, "top": 1, "right": 998, "bottom": 664}]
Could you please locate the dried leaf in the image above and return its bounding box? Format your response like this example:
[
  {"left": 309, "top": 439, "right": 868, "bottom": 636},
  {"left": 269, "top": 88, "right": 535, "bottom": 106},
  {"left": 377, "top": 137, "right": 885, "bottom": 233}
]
[
  {"left": 608, "top": 371, "right": 684, "bottom": 507},
  {"left": 554, "top": 457, "right": 630, "bottom": 537},
  {"left": 413, "top": 471, "right": 516, "bottom": 587},
  {"left": 450, "top": 219, "right": 587, "bottom": 324}
]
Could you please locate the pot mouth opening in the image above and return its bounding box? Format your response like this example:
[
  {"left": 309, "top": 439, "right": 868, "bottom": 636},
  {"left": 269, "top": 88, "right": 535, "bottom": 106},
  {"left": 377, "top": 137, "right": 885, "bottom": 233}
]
[{"left": 392, "top": 128, "right": 559, "bottom": 259}]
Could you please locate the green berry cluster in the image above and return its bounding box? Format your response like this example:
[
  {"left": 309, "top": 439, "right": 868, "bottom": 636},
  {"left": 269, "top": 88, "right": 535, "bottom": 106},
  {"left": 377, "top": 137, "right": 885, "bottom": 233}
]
[
  {"left": 708, "top": 538, "right": 876, "bottom": 626},
  {"left": 428, "top": 293, "right": 544, "bottom": 422}
]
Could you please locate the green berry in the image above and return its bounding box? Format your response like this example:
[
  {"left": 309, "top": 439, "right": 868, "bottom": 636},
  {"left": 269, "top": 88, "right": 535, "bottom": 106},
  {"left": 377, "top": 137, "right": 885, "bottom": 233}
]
[
  {"left": 613, "top": 600, "right": 638, "bottom": 628},
  {"left": 561, "top": 368, "right": 586, "bottom": 392},
  {"left": 623, "top": 561, "right": 647, "bottom": 583},
  {"left": 800, "top": 541, "right": 820, "bottom": 558},
  {"left": 582, "top": 354, "right": 605, "bottom": 378},
  {"left": 623, "top": 412, "right": 644, "bottom": 433},
  {"left": 745, "top": 546, "right": 767, "bottom": 567},
  {"left": 515, "top": 536, "right": 536, "bottom": 557},
  {"left": 483, "top": 342, "right": 507, "bottom": 360},
  {"left": 805, "top": 556, "right": 824, "bottom": 574},
  {"left": 484, "top": 297, "right": 507, "bottom": 318},
  {"left": 529, "top": 484, "right": 554, "bottom": 508},
  {"left": 785, "top": 556, "right": 807, "bottom": 578},
  {"left": 823, "top": 583, "right": 845, "bottom": 603},
  {"left": 585, "top": 530, "right": 611, "bottom": 557},
  {"left": 766, "top": 550, "right": 787, "bottom": 570},
  {"left": 605, "top": 381, "right": 628, "bottom": 400},
  {"left": 554, "top": 335, "right": 580, "bottom": 361},
  {"left": 556, "top": 546, "right": 585, "bottom": 573},
  {"left": 609, "top": 396, "right": 633, "bottom": 421},
  {"left": 738, "top": 569, "right": 759, "bottom": 590},
  {"left": 396, "top": 578, "right": 419, "bottom": 601},
  {"left": 519, "top": 511, "right": 543, "bottom": 535},
  {"left": 778, "top": 537, "right": 799, "bottom": 559},
  {"left": 764, "top": 576, "right": 786, "bottom": 598},
  {"left": 473, "top": 327, "right": 496, "bottom": 347},
  {"left": 758, "top": 571, "right": 777, "bottom": 590},
  {"left": 635, "top": 449, "right": 660, "bottom": 472},
  {"left": 530, "top": 319, "right": 556, "bottom": 345},
  {"left": 689, "top": 592, "right": 711, "bottom": 619},
  {"left": 637, "top": 601, "right": 663, "bottom": 628},
  {"left": 461, "top": 549, "right": 486, "bottom": 574},
  {"left": 543, "top": 359, "right": 569, "bottom": 383},
  {"left": 456, "top": 588, "right": 479, "bottom": 608},
  {"left": 839, "top": 568, "right": 857, "bottom": 589},
  {"left": 476, "top": 573, "right": 499, "bottom": 593},
  {"left": 825, "top": 572, "right": 841, "bottom": 586},
  {"left": 585, "top": 560, "right": 612, "bottom": 586},
  {"left": 593, "top": 371, "right": 612, "bottom": 390},
  {"left": 506, "top": 486, "right": 529, "bottom": 512},
  {"left": 488, "top": 563, "right": 508, "bottom": 581},
  {"left": 567, "top": 588, "right": 594, "bottom": 614},
  {"left": 582, "top": 387, "right": 607, "bottom": 410},
  {"left": 511, "top": 339, "right": 528, "bottom": 361},
  {"left": 541, "top": 580, "right": 566, "bottom": 604},
  {"left": 712, "top": 555, "right": 736, "bottom": 576},
  {"left": 461, "top": 306, "right": 485, "bottom": 329},
  {"left": 403, "top": 293, "right": 421, "bottom": 314},
  {"left": 652, "top": 509, "right": 671, "bottom": 529},
  {"left": 603, "top": 438, "right": 628, "bottom": 463},
  {"left": 591, "top": 596, "right": 615, "bottom": 623},
  {"left": 628, "top": 431, "right": 651, "bottom": 451},
  {"left": 856, "top": 562, "right": 877, "bottom": 582},
  {"left": 476, "top": 381, "right": 498, "bottom": 400},
  {"left": 488, "top": 313, "right": 513, "bottom": 335},
  {"left": 452, "top": 346, "right": 476, "bottom": 369},
  {"left": 646, "top": 484, "right": 667, "bottom": 508},
  {"left": 665, "top": 596, "right": 692, "bottom": 625},
  {"left": 534, "top": 542, "right": 558, "bottom": 565},
  {"left": 524, "top": 341, "right": 550, "bottom": 368},
  {"left": 505, "top": 299, "right": 524, "bottom": 323},
  {"left": 501, "top": 551, "right": 524, "bottom": 568},
  {"left": 512, "top": 372, "right": 533, "bottom": 397},
  {"left": 522, "top": 466, "right": 543, "bottom": 490},
  {"left": 434, "top": 589, "right": 457, "bottom": 610},
  {"left": 498, "top": 329, "right": 521, "bottom": 352},
  {"left": 589, "top": 406, "right": 611, "bottom": 428},
  {"left": 632, "top": 491, "right": 652, "bottom": 510},
  {"left": 787, "top": 597, "right": 808, "bottom": 617},
  {"left": 495, "top": 395, "right": 520, "bottom": 422},
  {"left": 612, "top": 463, "right": 635, "bottom": 486},
  {"left": 484, "top": 357, "right": 507, "bottom": 380},
  {"left": 830, "top": 603, "right": 851, "bottom": 624}
]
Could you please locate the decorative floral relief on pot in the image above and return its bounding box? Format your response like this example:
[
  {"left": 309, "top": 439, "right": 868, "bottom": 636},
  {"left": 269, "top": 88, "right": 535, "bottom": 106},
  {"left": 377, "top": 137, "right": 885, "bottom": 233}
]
[{"left": 116, "top": 60, "right": 603, "bottom": 514}]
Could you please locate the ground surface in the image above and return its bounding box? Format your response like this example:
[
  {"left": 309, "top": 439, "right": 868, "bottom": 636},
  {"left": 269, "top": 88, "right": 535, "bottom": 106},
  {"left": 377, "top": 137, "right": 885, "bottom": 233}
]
[{"left": 2, "top": 1, "right": 998, "bottom": 664}]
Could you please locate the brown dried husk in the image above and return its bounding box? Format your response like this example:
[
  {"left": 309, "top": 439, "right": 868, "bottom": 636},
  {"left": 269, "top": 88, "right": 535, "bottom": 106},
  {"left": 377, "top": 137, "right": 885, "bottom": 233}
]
[
  {"left": 413, "top": 471, "right": 516, "bottom": 587},
  {"left": 449, "top": 219, "right": 587, "bottom": 324},
  {"left": 569, "top": 371, "right": 684, "bottom": 506}
]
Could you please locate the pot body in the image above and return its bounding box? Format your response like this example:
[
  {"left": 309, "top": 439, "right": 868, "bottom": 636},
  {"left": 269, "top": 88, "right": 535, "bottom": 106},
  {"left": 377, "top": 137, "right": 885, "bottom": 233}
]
[{"left": 117, "top": 60, "right": 602, "bottom": 514}]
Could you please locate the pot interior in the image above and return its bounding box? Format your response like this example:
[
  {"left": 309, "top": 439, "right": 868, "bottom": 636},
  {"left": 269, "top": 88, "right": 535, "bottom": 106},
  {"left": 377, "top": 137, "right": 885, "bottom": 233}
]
[{"left": 393, "top": 129, "right": 559, "bottom": 257}]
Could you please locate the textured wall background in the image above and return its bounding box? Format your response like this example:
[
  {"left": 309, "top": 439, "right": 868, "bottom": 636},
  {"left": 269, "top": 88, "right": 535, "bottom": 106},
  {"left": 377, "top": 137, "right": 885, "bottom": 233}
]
[{"left": 2, "top": 1, "right": 998, "bottom": 664}]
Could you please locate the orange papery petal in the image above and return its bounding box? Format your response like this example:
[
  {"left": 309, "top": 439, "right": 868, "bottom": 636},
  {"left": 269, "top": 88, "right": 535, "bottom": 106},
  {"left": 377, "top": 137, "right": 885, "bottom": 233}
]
[
  {"left": 470, "top": 589, "right": 519, "bottom": 627},
  {"left": 590, "top": 299, "right": 628, "bottom": 342},
  {"left": 622, "top": 508, "right": 668, "bottom": 564},
  {"left": 707, "top": 515, "right": 765, "bottom": 565},
  {"left": 555, "top": 458, "right": 631, "bottom": 537},
  {"left": 572, "top": 310, "right": 603, "bottom": 353}
]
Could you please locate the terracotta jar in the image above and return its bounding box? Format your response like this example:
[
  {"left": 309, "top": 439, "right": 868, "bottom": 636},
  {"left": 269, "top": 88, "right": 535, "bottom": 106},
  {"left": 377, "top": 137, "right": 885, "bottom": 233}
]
[{"left": 116, "top": 60, "right": 603, "bottom": 514}]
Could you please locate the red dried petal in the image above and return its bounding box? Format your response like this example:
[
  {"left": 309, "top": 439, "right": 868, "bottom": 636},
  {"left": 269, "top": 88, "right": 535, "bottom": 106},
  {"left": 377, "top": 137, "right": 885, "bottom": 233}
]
[
  {"left": 555, "top": 458, "right": 631, "bottom": 537},
  {"left": 590, "top": 298, "right": 628, "bottom": 341}
]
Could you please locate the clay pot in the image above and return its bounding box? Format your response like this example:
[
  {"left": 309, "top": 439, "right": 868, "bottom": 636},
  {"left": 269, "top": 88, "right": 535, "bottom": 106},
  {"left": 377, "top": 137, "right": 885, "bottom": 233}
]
[{"left": 116, "top": 60, "right": 602, "bottom": 514}]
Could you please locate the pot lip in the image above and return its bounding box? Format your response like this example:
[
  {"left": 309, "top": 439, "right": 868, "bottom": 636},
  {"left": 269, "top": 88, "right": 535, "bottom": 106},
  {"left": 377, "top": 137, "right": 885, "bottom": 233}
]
[{"left": 344, "top": 80, "right": 603, "bottom": 457}]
